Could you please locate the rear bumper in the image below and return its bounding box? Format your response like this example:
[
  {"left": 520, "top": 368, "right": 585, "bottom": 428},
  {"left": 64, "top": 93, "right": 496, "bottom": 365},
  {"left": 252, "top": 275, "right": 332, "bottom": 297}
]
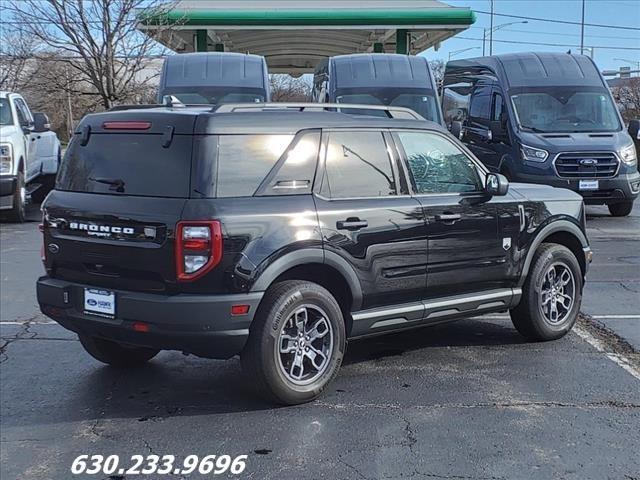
[
  {"left": 512, "top": 171, "right": 640, "bottom": 205},
  {"left": 37, "top": 276, "right": 263, "bottom": 359},
  {"left": 0, "top": 176, "right": 17, "bottom": 210}
]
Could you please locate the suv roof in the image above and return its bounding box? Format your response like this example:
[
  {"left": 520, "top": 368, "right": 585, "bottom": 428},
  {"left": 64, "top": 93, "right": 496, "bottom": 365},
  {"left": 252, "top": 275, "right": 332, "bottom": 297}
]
[{"left": 77, "top": 105, "right": 445, "bottom": 135}]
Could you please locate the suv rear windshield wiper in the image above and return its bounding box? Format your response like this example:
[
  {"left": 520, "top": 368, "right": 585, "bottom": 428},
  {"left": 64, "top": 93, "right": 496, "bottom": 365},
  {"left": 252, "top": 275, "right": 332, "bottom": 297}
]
[{"left": 88, "top": 177, "right": 125, "bottom": 193}]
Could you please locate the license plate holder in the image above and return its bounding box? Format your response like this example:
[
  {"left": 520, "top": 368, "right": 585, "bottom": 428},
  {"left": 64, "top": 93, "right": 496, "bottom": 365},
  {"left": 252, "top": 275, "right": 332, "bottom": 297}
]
[
  {"left": 84, "top": 288, "right": 116, "bottom": 318},
  {"left": 579, "top": 179, "right": 599, "bottom": 191}
]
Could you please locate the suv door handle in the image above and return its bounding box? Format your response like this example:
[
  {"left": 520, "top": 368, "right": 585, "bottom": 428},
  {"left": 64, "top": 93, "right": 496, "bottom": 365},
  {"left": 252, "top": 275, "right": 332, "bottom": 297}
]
[
  {"left": 336, "top": 218, "right": 368, "bottom": 231},
  {"left": 435, "top": 213, "right": 462, "bottom": 223}
]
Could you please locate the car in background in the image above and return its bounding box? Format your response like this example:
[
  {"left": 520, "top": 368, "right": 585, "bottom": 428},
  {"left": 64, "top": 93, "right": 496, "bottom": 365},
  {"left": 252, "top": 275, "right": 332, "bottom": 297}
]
[
  {"left": 0, "top": 91, "right": 61, "bottom": 222},
  {"left": 313, "top": 54, "right": 443, "bottom": 125},
  {"left": 629, "top": 119, "right": 640, "bottom": 173},
  {"left": 157, "top": 52, "right": 270, "bottom": 105},
  {"left": 442, "top": 52, "right": 639, "bottom": 217}
]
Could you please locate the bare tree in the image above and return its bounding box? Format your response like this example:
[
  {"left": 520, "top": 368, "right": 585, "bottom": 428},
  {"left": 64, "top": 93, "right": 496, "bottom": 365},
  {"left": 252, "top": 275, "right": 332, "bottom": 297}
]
[
  {"left": 6, "top": 0, "right": 178, "bottom": 109},
  {"left": 611, "top": 78, "right": 640, "bottom": 123},
  {"left": 429, "top": 59, "right": 445, "bottom": 86},
  {"left": 270, "top": 75, "right": 312, "bottom": 102},
  {"left": 0, "top": 30, "right": 38, "bottom": 91}
]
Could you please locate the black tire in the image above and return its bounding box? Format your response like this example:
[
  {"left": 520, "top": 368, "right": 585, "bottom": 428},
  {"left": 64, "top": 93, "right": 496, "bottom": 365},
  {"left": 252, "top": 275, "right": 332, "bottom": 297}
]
[
  {"left": 510, "top": 243, "right": 582, "bottom": 341},
  {"left": 241, "top": 280, "right": 346, "bottom": 405},
  {"left": 608, "top": 201, "right": 634, "bottom": 217},
  {"left": 7, "top": 171, "right": 26, "bottom": 223},
  {"left": 31, "top": 174, "right": 56, "bottom": 204},
  {"left": 79, "top": 335, "right": 159, "bottom": 368}
]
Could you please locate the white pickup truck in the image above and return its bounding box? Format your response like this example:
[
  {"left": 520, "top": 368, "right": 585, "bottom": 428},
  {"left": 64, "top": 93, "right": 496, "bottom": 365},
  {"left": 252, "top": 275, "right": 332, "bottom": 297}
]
[{"left": 1, "top": 91, "right": 61, "bottom": 222}]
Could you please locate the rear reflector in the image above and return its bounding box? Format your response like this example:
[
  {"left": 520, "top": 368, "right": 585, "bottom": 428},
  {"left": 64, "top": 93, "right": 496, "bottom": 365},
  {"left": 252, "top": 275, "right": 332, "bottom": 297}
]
[
  {"left": 231, "top": 305, "right": 250, "bottom": 316},
  {"left": 175, "top": 220, "right": 223, "bottom": 282},
  {"left": 133, "top": 322, "right": 150, "bottom": 332},
  {"left": 103, "top": 121, "right": 151, "bottom": 130}
]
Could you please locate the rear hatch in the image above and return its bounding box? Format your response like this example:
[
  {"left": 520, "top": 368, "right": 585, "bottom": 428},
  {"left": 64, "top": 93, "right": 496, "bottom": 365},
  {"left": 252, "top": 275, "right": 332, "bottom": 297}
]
[{"left": 42, "top": 109, "right": 196, "bottom": 294}]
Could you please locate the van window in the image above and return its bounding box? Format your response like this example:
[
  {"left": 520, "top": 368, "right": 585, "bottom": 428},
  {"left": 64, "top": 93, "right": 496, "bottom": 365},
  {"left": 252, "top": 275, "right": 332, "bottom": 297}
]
[
  {"left": 442, "top": 82, "right": 472, "bottom": 126},
  {"left": 397, "top": 131, "right": 482, "bottom": 194},
  {"left": 321, "top": 131, "right": 396, "bottom": 198},
  {"left": 510, "top": 86, "right": 621, "bottom": 133},
  {"left": 336, "top": 88, "right": 441, "bottom": 123},
  {"left": 57, "top": 134, "right": 193, "bottom": 198},
  {"left": 469, "top": 86, "right": 491, "bottom": 122},
  {"left": 492, "top": 93, "right": 504, "bottom": 122}
]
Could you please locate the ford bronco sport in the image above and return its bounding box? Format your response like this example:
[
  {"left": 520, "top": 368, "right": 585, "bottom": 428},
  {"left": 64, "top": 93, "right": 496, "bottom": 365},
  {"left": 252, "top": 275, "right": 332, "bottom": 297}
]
[{"left": 37, "top": 103, "right": 592, "bottom": 405}]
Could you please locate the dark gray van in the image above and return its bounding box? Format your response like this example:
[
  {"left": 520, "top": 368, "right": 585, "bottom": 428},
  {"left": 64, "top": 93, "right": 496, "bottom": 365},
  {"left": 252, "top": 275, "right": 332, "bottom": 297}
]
[
  {"left": 157, "top": 52, "right": 270, "bottom": 105},
  {"left": 313, "top": 54, "right": 443, "bottom": 125},
  {"left": 443, "top": 52, "right": 639, "bottom": 216}
]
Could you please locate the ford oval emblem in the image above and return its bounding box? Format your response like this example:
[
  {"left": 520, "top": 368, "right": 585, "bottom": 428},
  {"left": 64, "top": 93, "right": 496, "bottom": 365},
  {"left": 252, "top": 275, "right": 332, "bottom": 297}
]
[
  {"left": 579, "top": 158, "right": 597, "bottom": 166},
  {"left": 48, "top": 243, "right": 60, "bottom": 254}
]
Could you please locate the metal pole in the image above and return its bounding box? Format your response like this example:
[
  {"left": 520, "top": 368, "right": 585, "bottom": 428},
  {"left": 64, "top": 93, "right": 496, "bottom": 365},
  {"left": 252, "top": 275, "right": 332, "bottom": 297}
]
[
  {"left": 482, "top": 28, "right": 486, "bottom": 56},
  {"left": 489, "top": 0, "right": 494, "bottom": 55},
  {"left": 580, "top": 0, "right": 585, "bottom": 55}
]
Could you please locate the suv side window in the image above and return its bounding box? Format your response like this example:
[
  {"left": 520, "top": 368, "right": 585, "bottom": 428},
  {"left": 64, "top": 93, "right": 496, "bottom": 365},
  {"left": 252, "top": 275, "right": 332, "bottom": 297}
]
[
  {"left": 397, "top": 131, "right": 482, "bottom": 194},
  {"left": 320, "top": 131, "right": 396, "bottom": 198}
]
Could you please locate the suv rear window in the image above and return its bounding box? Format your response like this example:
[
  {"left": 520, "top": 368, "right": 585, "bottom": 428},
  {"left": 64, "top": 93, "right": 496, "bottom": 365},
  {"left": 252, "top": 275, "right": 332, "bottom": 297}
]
[{"left": 57, "top": 133, "right": 192, "bottom": 198}]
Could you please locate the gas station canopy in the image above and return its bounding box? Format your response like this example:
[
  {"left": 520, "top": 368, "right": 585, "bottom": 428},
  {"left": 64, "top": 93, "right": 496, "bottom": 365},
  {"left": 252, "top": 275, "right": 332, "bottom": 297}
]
[{"left": 139, "top": 0, "right": 475, "bottom": 74}]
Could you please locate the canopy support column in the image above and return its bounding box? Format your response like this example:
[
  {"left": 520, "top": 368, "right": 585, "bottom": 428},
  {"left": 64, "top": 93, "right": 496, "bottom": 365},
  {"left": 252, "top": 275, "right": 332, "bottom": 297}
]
[
  {"left": 396, "top": 29, "right": 408, "bottom": 54},
  {"left": 196, "top": 29, "right": 208, "bottom": 51}
]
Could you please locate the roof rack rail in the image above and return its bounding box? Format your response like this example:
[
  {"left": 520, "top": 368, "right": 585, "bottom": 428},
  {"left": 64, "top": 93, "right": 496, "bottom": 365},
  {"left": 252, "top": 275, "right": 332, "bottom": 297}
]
[
  {"left": 108, "top": 104, "right": 163, "bottom": 112},
  {"left": 213, "top": 102, "right": 424, "bottom": 120}
]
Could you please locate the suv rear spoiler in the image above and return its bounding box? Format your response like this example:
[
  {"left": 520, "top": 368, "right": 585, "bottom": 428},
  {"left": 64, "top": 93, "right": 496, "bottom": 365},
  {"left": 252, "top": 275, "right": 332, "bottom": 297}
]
[{"left": 213, "top": 103, "right": 425, "bottom": 120}]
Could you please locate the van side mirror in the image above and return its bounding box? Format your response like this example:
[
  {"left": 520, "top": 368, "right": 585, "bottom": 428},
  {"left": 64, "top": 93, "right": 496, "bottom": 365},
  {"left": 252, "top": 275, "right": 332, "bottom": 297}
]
[
  {"left": 485, "top": 173, "right": 509, "bottom": 196},
  {"left": 629, "top": 119, "right": 640, "bottom": 140},
  {"left": 450, "top": 120, "right": 463, "bottom": 140},
  {"left": 33, "top": 112, "right": 51, "bottom": 133}
]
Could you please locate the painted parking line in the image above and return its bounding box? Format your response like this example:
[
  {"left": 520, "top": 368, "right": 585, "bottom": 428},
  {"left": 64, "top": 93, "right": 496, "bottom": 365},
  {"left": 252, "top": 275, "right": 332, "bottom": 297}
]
[
  {"left": 482, "top": 315, "right": 640, "bottom": 320},
  {"left": 573, "top": 324, "right": 640, "bottom": 381}
]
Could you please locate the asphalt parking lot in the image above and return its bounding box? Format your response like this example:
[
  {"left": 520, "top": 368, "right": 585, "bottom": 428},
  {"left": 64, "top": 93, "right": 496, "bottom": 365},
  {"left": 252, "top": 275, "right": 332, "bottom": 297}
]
[{"left": 1, "top": 201, "right": 639, "bottom": 480}]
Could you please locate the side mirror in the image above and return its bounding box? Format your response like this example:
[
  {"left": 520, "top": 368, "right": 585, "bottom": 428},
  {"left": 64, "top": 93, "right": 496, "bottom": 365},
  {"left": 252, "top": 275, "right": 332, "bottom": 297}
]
[
  {"left": 485, "top": 172, "right": 509, "bottom": 196},
  {"left": 489, "top": 120, "right": 506, "bottom": 142},
  {"left": 450, "top": 120, "right": 463, "bottom": 140},
  {"left": 33, "top": 112, "right": 51, "bottom": 133},
  {"left": 21, "top": 122, "right": 34, "bottom": 135},
  {"left": 628, "top": 119, "right": 640, "bottom": 140}
]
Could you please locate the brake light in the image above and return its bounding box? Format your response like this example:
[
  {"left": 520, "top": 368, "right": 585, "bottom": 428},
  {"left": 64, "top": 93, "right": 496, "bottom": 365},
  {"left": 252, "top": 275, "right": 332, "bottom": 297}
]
[
  {"left": 175, "top": 221, "right": 222, "bottom": 282},
  {"left": 103, "top": 121, "right": 151, "bottom": 130}
]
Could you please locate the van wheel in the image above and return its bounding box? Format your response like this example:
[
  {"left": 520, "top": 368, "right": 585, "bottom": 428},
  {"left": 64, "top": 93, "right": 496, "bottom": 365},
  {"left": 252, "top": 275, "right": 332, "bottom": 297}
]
[
  {"left": 79, "top": 335, "right": 159, "bottom": 368},
  {"left": 608, "top": 201, "right": 633, "bottom": 217},
  {"left": 510, "top": 244, "right": 582, "bottom": 341},
  {"left": 241, "top": 280, "right": 346, "bottom": 405},
  {"left": 8, "top": 171, "right": 26, "bottom": 223}
]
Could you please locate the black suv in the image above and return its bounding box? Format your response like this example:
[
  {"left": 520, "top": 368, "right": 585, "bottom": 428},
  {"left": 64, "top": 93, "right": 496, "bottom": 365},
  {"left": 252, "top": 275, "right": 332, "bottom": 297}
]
[{"left": 37, "top": 103, "right": 592, "bottom": 405}]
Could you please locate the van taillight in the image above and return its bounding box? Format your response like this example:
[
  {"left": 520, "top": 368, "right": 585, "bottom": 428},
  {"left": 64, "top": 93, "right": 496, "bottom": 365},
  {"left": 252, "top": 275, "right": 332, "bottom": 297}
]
[{"left": 175, "top": 221, "right": 222, "bottom": 282}]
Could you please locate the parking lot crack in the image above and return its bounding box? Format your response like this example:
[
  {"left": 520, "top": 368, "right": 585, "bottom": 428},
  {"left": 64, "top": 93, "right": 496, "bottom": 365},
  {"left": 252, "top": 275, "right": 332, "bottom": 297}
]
[
  {"left": 336, "top": 455, "right": 369, "bottom": 480},
  {"left": 0, "top": 318, "right": 38, "bottom": 363}
]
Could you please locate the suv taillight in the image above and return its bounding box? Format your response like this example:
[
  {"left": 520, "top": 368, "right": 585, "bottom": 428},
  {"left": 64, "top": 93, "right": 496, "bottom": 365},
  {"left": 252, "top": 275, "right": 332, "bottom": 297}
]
[{"left": 175, "top": 221, "right": 222, "bottom": 282}]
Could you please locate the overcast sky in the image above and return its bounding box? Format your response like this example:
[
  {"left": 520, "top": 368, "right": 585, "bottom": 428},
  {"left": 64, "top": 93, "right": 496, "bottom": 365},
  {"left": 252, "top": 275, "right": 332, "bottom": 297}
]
[{"left": 425, "top": 0, "right": 640, "bottom": 74}]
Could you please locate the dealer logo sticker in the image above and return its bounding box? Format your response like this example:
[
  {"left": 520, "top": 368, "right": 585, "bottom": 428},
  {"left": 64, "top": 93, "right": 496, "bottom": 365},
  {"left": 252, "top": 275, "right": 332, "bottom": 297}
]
[{"left": 503, "top": 237, "right": 512, "bottom": 251}]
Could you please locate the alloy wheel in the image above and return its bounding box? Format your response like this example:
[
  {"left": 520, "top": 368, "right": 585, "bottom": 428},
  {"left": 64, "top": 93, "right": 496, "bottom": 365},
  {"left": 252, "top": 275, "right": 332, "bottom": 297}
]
[
  {"left": 276, "top": 305, "right": 334, "bottom": 386},
  {"left": 539, "top": 262, "right": 575, "bottom": 326}
]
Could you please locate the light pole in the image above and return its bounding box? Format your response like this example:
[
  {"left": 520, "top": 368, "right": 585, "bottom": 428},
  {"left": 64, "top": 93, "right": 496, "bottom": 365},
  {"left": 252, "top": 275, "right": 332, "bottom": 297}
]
[
  {"left": 483, "top": 21, "right": 528, "bottom": 56},
  {"left": 580, "top": 0, "right": 585, "bottom": 55},
  {"left": 449, "top": 47, "right": 480, "bottom": 61}
]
